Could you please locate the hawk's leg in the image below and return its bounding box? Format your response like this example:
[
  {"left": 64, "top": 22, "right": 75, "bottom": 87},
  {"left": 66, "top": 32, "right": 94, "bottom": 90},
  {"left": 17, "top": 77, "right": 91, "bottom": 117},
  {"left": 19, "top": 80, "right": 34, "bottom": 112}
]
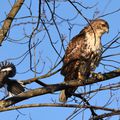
[
  {"left": 78, "top": 72, "right": 85, "bottom": 84},
  {"left": 91, "top": 71, "right": 102, "bottom": 79}
]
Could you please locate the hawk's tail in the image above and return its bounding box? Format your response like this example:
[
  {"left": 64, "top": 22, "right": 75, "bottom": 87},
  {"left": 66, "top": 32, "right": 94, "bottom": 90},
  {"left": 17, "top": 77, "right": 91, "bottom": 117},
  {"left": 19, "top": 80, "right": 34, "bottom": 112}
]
[
  {"left": 59, "top": 90, "right": 68, "bottom": 102},
  {"left": 59, "top": 87, "right": 77, "bottom": 102},
  {"left": 59, "top": 72, "right": 78, "bottom": 102},
  {"left": 7, "top": 80, "right": 25, "bottom": 95}
]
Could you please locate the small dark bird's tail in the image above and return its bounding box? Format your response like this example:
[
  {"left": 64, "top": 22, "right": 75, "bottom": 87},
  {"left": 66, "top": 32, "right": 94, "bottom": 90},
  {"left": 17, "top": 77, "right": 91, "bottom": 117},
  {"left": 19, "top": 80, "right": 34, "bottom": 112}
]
[{"left": 7, "top": 80, "right": 25, "bottom": 95}]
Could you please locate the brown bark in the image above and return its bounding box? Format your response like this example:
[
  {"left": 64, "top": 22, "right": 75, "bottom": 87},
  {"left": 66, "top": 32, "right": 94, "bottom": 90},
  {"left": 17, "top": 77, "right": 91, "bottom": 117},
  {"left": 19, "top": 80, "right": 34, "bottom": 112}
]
[
  {"left": 0, "top": 68, "right": 120, "bottom": 108},
  {"left": 0, "top": 0, "right": 25, "bottom": 44}
]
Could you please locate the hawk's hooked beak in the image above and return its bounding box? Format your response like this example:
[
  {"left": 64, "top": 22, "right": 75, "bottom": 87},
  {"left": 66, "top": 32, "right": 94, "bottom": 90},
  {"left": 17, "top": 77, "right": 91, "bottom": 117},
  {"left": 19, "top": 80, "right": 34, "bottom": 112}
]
[
  {"left": 106, "top": 28, "right": 109, "bottom": 33},
  {"left": 106, "top": 23, "right": 109, "bottom": 33}
]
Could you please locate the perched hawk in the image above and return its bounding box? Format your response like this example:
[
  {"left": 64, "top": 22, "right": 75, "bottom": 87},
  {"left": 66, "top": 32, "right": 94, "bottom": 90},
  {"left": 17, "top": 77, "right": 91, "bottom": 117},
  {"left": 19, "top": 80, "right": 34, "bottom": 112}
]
[
  {"left": 0, "top": 61, "right": 25, "bottom": 98},
  {"left": 59, "top": 19, "right": 109, "bottom": 102}
]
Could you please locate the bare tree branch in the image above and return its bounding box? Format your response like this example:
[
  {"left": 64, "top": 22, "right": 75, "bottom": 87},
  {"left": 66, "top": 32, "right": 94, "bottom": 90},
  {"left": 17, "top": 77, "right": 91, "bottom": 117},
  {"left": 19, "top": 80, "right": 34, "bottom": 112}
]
[
  {"left": 22, "top": 67, "right": 120, "bottom": 85},
  {"left": 0, "top": 68, "right": 120, "bottom": 108},
  {"left": 0, "top": 103, "right": 118, "bottom": 113},
  {"left": 0, "top": 0, "right": 25, "bottom": 44},
  {"left": 90, "top": 111, "right": 120, "bottom": 120}
]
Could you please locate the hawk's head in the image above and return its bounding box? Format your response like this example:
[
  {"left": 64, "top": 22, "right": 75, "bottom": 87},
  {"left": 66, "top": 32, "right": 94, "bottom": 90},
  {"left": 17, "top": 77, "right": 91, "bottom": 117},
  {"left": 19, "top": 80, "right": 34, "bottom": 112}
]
[{"left": 89, "top": 19, "right": 109, "bottom": 35}]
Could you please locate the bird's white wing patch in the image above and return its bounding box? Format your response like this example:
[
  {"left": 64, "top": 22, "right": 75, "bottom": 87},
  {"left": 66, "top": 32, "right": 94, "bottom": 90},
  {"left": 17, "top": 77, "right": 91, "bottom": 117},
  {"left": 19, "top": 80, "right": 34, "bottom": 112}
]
[{"left": 1, "top": 67, "right": 12, "bottom": 72}]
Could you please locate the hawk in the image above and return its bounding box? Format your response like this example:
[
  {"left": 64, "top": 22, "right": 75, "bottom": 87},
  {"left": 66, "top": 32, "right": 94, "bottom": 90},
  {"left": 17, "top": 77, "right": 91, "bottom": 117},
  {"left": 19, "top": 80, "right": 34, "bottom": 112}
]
[
  {"left": 59, "top": 19, "right": 109, "bottom": 102},
  {"left": 0, "top": 61, "right": 25, "bottom": 98}
]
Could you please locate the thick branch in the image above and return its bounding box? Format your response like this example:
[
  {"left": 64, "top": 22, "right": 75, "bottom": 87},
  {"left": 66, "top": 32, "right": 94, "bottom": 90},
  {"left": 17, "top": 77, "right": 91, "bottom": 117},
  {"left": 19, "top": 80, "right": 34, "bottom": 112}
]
[
  {"left": 0, "top": 68, "right": 120, "bottom": 108},
  {"left": 0, "top": 0, "right": 25, "bottom": 44},
  {"left": 22, "top": 68, "right": 120, "bottom": 85}
]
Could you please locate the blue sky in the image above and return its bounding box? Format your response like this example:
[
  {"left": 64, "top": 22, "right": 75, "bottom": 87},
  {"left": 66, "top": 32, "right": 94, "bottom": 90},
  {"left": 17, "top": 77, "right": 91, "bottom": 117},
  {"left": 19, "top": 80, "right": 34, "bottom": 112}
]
[{"left": 0, "top": 0, "right": 120, "bottom": 120}]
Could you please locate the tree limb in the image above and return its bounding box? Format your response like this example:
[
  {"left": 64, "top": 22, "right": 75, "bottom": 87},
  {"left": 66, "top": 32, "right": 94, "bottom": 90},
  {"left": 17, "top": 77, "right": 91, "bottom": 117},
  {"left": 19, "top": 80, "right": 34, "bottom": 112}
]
[
  {"left": 90, "top": 111, "right": 120, "bottom": 120},
  {"left": 0, "top": 68, "right": 120, "bottom": 108},
  {"left": 22, "top": 68, "right": 120, "bottom": 85},
  {"left": 0, "top": 103, "right": 118, "bottom": 113},
  {"left": 0, "top": 0, "right": 25, "bottom": 44}
]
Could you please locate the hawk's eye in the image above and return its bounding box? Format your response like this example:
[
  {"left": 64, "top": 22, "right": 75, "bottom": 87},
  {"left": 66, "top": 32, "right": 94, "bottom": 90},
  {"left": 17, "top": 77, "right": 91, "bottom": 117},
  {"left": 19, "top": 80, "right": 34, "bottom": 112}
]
[{"left": 102, "top": 24, "right": 106, "bottom": 27}]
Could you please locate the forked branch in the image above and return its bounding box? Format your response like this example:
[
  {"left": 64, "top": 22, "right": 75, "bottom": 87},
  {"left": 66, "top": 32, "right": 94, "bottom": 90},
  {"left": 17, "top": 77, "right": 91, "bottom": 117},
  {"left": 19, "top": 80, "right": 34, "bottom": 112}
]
[{"left": 0, "top": 0, "right": 25, "bottom": 44}]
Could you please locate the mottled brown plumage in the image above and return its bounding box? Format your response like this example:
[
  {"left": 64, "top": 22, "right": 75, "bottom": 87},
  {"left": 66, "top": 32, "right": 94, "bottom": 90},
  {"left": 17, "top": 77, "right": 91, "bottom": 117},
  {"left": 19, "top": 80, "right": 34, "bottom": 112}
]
[{"left": 59, "top": 19, "right": 109, "bottom": 102}]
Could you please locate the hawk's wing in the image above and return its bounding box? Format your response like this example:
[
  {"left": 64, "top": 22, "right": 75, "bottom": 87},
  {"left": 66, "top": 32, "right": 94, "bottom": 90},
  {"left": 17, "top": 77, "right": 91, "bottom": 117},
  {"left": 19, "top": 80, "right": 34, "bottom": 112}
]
[{"left": 61, "top": 32, "right": 87, "bottom": 78}]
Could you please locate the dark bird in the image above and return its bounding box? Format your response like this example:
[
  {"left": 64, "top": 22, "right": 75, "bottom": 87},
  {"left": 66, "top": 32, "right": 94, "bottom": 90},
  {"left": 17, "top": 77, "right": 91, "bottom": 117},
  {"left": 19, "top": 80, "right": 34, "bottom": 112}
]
[{"left": 0, "top": 61, "right": 25, "bottom": 98}]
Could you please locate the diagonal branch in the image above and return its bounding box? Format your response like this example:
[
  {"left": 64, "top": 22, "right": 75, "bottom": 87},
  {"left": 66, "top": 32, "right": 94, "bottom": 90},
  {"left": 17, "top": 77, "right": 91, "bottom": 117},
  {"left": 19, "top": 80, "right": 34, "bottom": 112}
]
[
  {"left": 0, "top": 0, "right": 25, "bottom": 44},
  {"left": 73, "top": 93, "right": 99, "bottom": 119},
  {"left": 22, "top": 68, "right": 120, "bottom": 85},
  {"left": 0, "top": 68, "right": 120, "bottom": 108},
  {"left": 90, "top": 111, "right": 120, "bottom": 120}
]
